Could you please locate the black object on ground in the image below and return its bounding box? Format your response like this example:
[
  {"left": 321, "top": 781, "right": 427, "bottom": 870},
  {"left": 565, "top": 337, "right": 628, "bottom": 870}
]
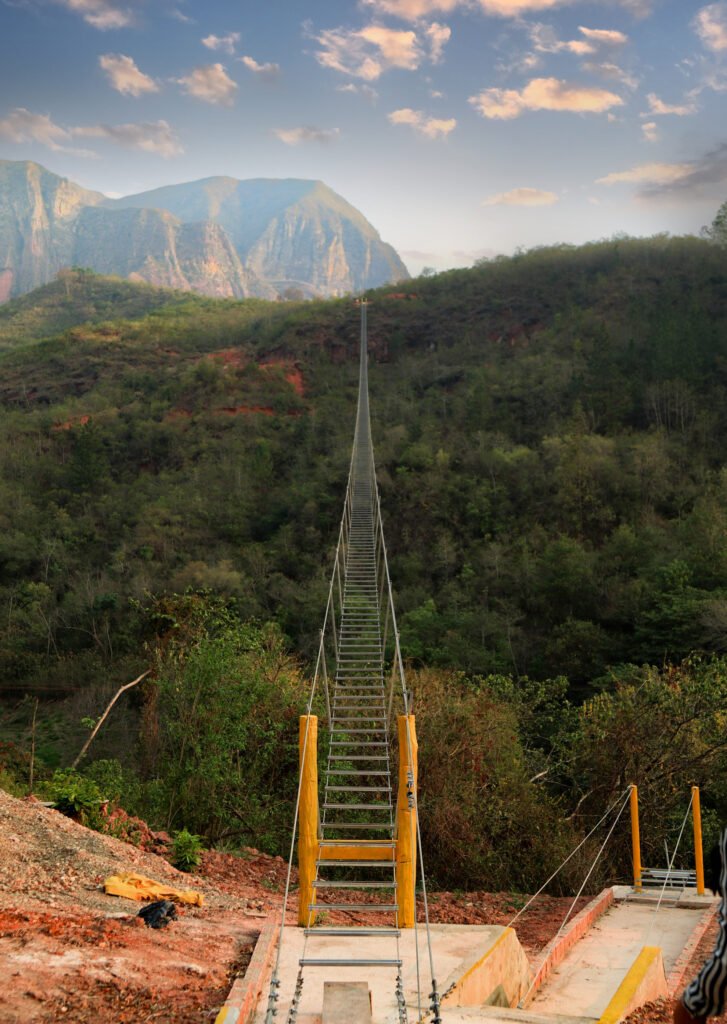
[{"left": 138, "top": 899, "right": 177, "bottom": 929}]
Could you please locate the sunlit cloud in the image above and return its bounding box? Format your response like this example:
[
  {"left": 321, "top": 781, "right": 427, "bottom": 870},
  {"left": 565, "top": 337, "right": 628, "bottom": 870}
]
[
  {"left": 646, "top": 92, "right": 698, "bottom": 115},
  {"left": 362, "top": 0, "right": 650, "bottom": 19},
  {"left": 469, "top": 77, "right": 623, "bottom": 119},
  {"left": 337, "top": 82, "right": 379, "bottom": 100},
  {"left": 73, "top": 120, "right": 183, "bottom": 157},
  {"left": 693, "top": 3, "right": 727, "bottom": 52},
  {"left": 240, "top": 55, "right": 281, "bottom": 80},
  {"left": 0, "top": 107, "right": 86, "bottom": 154},
  {"left": 426, "top": 22, "right": 451, "bottom": 63},
  {"left": 388, "top": 107, "right": 456, "bottom": 137},
  {"left": 578, "top": 27, "right": 628, "bottom": 46},
  {"left": 99, "top": 54, "right": 158, "bottom": 96},
  {"left": 596, "top": 162, "right": 693, "bottom": 185},
  {"left": 641, "top": 121, "right": 658, "bottom": 141},
  {"left": 54, "top": 0, "right": 133, "bottom": 29},
  {"left": 274, "top": 125, "right": 340, "bottom": 145},
  {"left": 176, "top": 64, "right": 237, "bottom": 105},
  {"left": 313, "top": 23, "right": 430, "bottom": 80},
  {"left": 529, "top": 24, "right": 595, "bottom": 55},
  {"left": 201, "top": 32, "right": 240, "bottom": 55},
  {"left": 483, "top": 187, "right": 558, "bottom": 205},
  {"left": 637, "top": 142, "right": 727, "bottom": 197},
  {"left": 583, "top": 62, "right": 639, "bottom": 89}
]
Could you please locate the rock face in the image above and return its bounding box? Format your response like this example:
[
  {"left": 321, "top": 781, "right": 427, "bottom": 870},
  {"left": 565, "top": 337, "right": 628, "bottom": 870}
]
[{"left": 0, "top": 161, "right": 408, "bottom": 302}]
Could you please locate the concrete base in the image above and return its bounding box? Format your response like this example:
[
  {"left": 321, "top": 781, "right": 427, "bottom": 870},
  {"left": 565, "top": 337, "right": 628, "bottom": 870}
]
[{"left": 252, "top": 926, "right": 532, "bottom": 1024}]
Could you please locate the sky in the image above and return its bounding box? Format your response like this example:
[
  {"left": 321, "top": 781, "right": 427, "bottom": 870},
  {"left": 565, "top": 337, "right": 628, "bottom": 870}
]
[{"left": 0, "top": 0, "right": 726, "bottom": 275}]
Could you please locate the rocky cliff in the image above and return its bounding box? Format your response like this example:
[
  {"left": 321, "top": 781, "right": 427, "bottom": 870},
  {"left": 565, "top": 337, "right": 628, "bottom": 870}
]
[{"left": 0, "top": 161, "right": 408, "bottom": 302}]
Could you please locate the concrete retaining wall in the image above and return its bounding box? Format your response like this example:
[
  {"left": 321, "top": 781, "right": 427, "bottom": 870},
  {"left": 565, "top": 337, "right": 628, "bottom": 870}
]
[
  {"left": 598, "top": 946, "right": 669, "bottom": 1024},
  {"left": 215, "top": 912, "right": 281, "bottom": 1024},
  {"left": 443, "top": 927, "right": 532, "bottom": 1009}
]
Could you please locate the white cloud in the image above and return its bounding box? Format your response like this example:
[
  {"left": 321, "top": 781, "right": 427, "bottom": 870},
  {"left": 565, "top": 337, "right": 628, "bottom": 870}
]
[
  {"left": 313, "top": 23, "right": 426, "bottom": 80},
  {"left": 201, "top": 32, "right": 240, "bottom": 55},
  {"left": 469, "top": 77, "right": 623, "bottom": 119},
  {"left": 99, "top": 53, "right": 158, "bottom": 96},
  {"left": 337, "top": 82, "right": 379, "bottom": 100},
  {"left": 426, "top": 22, "right": 451, "bottom": 63},
  {"left": 641, "top": 120, "right": 658, "bottom": 141},
  {"left": 362, "top": 0, "right": 650, "bottom": 18},
  {"left": 596, "top": 162, "right": 693, "bottom": 185},
  {"left": 388, "top": 107, "right": 456, "bottom": 137},
  {"left": 529, "top": 23, "right": 595, "bottom": 55},
  {"left": 646, "top": 92, "right": 698, "bottom": 115},
  {"left": 0, "top": 107, "right": 69, "bottom": 149},
  {"left": 274, "top": 126, "right": 340, "bottom": 145},
  {"left": 578, "top": 27, "right": 628, "bottom": 46},
  {"left": 240, "top": 55, "right": 281, "bottom": 80},
  {"left": 55, "top": 0, "right": 133, "bottom": 29},
  {"left": 583, "top": 62, "right": 639, "bottom": 89},
  {"left": 0, "top": 106, "right": 181, "bottom": 159},
  {"left": 483, "top": 187, "right": 558, "bottom": 205},
  {"left": 176, "top": 64, "right": 237, "bottom": 105},
  {"left": 693, "top": 3, "right": 727, "bottom": 52},
  {"left": 73, "top": 119, "right": 183, "bottom": 157},
  {"left": 170, "top": 8, "right": 194, "bottom": 24}
]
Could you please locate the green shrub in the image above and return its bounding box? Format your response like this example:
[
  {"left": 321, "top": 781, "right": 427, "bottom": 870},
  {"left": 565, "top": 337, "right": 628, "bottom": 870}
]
[
  {"left": 48, "top": 769, "right": 104, "bottom": 824},
  {"left": 172, "top": 828, "right": 204, "bottom": 872}
]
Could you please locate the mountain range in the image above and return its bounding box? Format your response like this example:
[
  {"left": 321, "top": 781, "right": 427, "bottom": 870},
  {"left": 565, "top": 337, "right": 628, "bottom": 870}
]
[{"left": 0, "top": 160, "right": 408, "bottom": 303}]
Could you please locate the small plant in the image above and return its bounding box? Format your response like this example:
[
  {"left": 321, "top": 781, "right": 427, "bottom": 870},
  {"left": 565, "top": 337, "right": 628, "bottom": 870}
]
[
  {"left": 172, "top": 828, "right": 204, "bottom": 872},
  {"left": 48, "top": 769, "right": 104, "bottom": 826}
]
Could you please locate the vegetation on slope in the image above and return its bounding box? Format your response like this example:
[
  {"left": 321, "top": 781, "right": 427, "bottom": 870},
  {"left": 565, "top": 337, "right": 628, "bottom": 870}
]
[{"left": 1, "top": 230, "right": 727, "bottom": 889}]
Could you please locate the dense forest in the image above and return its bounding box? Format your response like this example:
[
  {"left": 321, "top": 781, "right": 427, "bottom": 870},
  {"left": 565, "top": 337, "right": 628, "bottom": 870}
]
[{"left": 2, "top": 228, "right": 727, "bottom": 891}]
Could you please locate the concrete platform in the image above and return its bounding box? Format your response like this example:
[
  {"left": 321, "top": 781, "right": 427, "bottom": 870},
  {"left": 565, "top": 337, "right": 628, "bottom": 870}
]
[
  {"left": 252, "top": 925, "right": 531, "bottom": 1024},
  {"left": 528, "top": 901, "right": 708, "bottom": 1019}
]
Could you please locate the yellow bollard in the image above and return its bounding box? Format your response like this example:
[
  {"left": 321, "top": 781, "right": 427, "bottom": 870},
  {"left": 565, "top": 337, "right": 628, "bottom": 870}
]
[
  {"left": 298, "top": 715, "right": 319, "bottom": 926},
  {"left": 396, "top": 715, "right": 418, "bottom": 928},
  {"left": 693, "top": 786, "right": 705, "bottom": 896},
  {"left": 630, "top": 785, "right": 642, "bottom": 892}
]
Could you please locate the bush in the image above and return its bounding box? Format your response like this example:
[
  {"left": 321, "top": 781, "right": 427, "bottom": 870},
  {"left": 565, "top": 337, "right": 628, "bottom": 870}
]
[
  {"left": 48, "top": 769, "right": 104, "bottom": 825},
  {"left": 172, "top": 828, "right": 204, "bottom": 871}
]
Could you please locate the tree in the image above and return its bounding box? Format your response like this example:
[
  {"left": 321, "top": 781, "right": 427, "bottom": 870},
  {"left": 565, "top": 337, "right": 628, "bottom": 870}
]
[{"left": 702, "top": 200, "right": 727, "bottom": 247}]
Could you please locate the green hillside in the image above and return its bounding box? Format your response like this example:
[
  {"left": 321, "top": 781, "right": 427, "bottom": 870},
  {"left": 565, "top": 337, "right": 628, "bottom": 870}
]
[{"left": 2, "top": 237, "right": 727, "bottom": 888}]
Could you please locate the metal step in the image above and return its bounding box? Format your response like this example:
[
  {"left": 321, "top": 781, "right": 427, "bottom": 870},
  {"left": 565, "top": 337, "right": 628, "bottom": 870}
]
[
  {"left": 299, "top": 958, "right": 401, "bottom": 967},
  {"left": 304, "top": 928, "right": 400, "bottom": 937},
  {"left": 320, "top": 822, "right": 393, "bottom": 830},
  {"left": 309, "top": 902, "right": 398, "bottom": 912},
  {"left": 317, "top": 860, "right": 395, "bottom": 868},
  {"left": 313, "top": 880, "right": 394, "bottom": 889},
  {"left": 325, "top": 786, "right": 391, "bottom": 793},
  {"left": 323, "top": 803, "right": 391, "bottom": 810}
]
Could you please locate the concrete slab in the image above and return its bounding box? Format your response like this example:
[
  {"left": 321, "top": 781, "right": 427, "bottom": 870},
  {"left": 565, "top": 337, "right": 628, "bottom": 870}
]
[
  {"left": 252, "top": 925, "right": 531, "bottom": 1024},
  {"left": 322, "top": 981, "right": 372, "bottom": 1023},
  {"left": 440, "top": 1010, "right": 596, "bottom": 1024},
  {"left": 528, "top": 902, "right": 706, "bottom": 1019}
]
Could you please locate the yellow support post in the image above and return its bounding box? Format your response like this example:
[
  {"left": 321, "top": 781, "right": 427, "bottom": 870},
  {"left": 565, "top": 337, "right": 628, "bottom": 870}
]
[
  {"left": 693, "top": 786, "right": 705, "bottom": 896},
  {"left": 396, "top": 714, "right": 418, "bottom": 929},
  {"left": 298, "top": 715, "right": 319, "bottom": 926},
  {"left": 630, "top": 785, "right": 642, "bottom": 892}
]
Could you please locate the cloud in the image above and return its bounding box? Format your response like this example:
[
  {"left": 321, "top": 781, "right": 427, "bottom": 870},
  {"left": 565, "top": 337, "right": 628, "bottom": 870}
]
[
  {"left": 693, "top": 3, "right": 727, "bottom": 52},
  {"left": 426, "top": 22, "right": 451, "bottom": 62},
  {"left": 201, "top": 32, "right": 240, "bottom": 55},
  {"left": 240, "top": 55, "right": 281, "bottom": 80},
  {"left": 641, "top": 120, "right": 658, "bottom": 141},
  {"left": 274, "top": 126, "right": 340, "bottom": 145},
  {"left": 99, "top": 53, "right": 158, "bottom": 96},
  {"left": 0, "top": 107, "right": 75, "bottom": 151},
  {"left": 596, "top": 162, "right": 693, "bottom": 185},
  {"left": 54, "top": 0, "right": 133, "bottom": 29},
  {"left": 0, "top": 106, "right": 181, "bottom": 158},
  {"left": 73, "top": 119, "right": 183, "bottom": 157},
  {"left": 170, "top": 8, "right": 194, "bottom": 24},
  {"left": 529, "top": 23, "right": 595, "bottom": 54},
  {"left": 637, "top": 142, "right": 727, "bottom": 197},
  {"left": 362, "top": 0, "right": 650, "bottom": 18},
  {"left": 646, "top": 92, "right": 698, "bottom": 115},
  {"left": 337, "top": 82, "right": 379, "bottom": 100},
  {"left": 583, "top": 61, "right": 639, "bottom": 89},
  {"left": 578, "top": 27, "right": 628, "bottom": 46},
  {"left": 483, "top": 187, "right": 558, "bottom": 205},
  {"left": 388, "top": 107, "right": 456, "bottom": 137},
  {"left": 313, "top": 23, "right": 425, "bottom": 80},
  {"left": 176, "top": 64, "right": 237, "bottom": 104},
  {"left": 469, "top": 77, "right": 623, "bottom": 119}
]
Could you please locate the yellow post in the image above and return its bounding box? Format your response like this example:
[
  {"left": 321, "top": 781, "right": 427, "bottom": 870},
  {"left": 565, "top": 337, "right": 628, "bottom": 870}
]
[
  {"left": 396, "top": 714, "right": 418, "bottom": 928},
  {"left": 693, "top": 786, "right": 705, "bottom": 896},
  {"left": 298, "top": 715, "right": 319, "bottom": 926},
  {"left": 630, "top": 784, "right": 642, "bottom": 892}
]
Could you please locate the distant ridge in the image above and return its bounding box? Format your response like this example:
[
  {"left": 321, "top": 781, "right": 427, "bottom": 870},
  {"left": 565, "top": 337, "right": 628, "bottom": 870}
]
[{"left": 0, "top": 161, "right": 409, "bottom": 303}]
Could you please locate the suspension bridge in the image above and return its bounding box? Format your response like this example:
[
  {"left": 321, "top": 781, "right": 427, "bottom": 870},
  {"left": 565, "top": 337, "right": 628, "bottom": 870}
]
[{"left": 216, "top": 304, "right": 720, "bottom": 1024}]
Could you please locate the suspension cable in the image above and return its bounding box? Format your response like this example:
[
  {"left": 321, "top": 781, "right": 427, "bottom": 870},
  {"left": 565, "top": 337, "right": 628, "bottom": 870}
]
[{"left": 644, "top": 791, "right": 695, "bottom": 947}]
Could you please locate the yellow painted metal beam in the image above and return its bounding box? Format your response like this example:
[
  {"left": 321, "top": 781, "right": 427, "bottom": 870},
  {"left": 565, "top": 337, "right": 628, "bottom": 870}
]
[
  {"left": 630, "top": 785, "right": 642, "bottom": 892},
  {"left": 298, "top": 714, "right": 318, "bottom": 927},
  {"left": 692, "top": 786, "right": 705, "bottom": 896},
  {"left": 396, "top": 714, "right": 418, "bottom": 928}
]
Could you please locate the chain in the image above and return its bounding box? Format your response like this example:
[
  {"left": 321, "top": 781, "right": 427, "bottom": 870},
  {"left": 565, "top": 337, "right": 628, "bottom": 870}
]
[
  {"left": 264, "top": 971, "right": 280, "bottom": 1023},
  {"left": 285, "top": 968, "right": 304, "bottom": 1024}
]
